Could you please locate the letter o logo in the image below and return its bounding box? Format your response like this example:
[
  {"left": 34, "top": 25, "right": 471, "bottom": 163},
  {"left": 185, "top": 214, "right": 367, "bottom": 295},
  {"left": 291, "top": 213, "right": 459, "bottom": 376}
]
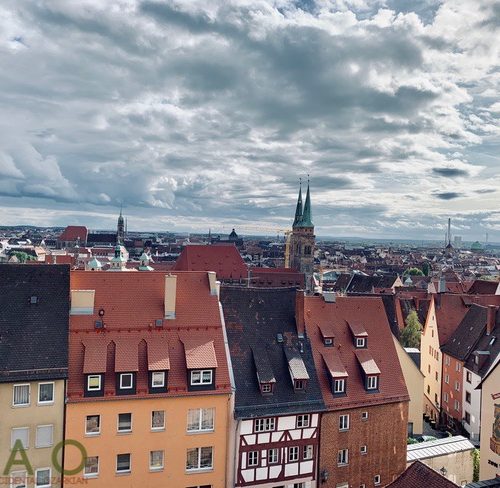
[{"left": 52, "top": 439, "right": 87, "bottom": 476}]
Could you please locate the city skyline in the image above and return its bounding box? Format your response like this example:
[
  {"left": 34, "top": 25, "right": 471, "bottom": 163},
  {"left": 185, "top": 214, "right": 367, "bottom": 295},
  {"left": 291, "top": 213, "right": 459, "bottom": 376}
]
[{"left": 0, "top": 0, "right": 499, "bottom": 240}]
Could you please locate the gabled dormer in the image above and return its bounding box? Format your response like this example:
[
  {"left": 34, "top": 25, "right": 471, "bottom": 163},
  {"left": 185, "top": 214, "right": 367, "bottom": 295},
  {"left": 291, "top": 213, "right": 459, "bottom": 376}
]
[
  {"left": 183, "top": 339, "right": 218, "bottom": 391},
  {"left": 318, "top": 324, "right": 335, "bottom": 347},
  {"left": 252, "top": 347, "right": 276, "bottom": 396},
  {"left": 355, "top": 349, "right": 381, "bottom": 392},
  {"left": 284, "top": 346, "right": 310, "bottom": 392},
  {"left": 348, "top": 322, "right": 368, "bottom": 348}
]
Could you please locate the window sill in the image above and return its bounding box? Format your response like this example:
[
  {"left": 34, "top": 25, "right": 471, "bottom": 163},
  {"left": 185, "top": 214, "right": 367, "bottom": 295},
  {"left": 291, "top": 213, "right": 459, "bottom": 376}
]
[
  {"left": 337, "top": 463, "right": 349, "bottom": 467},
  {"left": 12, "top": 404, "right": 30, "bottom": 408},
  {"left": 187, "top": 429, "right": 215, "bottom": 435},
  {"left": 115, "top": 471, "right": 131, "bottom": 476},
  {"left": 37, "top": 401, "right": 55, "bottom": 406},
  {"left": 85, "top": 432, "right": 101, "bottom": 437},
  {"left": 151, "top": 428, "right": 165, "bottom": 432},
  {"left": 150, "top": 467, "right": 164, "bottom": 472},
  {"left": 339, "top": 428, "right": 349, "bottom": 432},
  {"left": 117, "top": 430, "right": 132, "bottom": 435},
  {"left": 83, "top": 474, "right": 99, "bottom": 479},
  {"left": 186, "top": 468, "right": 214, "bottom": 474}
]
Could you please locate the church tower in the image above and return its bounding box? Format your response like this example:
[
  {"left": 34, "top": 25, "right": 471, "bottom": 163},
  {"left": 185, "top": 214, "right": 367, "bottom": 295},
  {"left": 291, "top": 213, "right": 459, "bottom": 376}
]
[
  {"left": 117, "top": 206, "right": 125, "bottom": 245},
  {"left": 288, "top": 180, "right": 315, "bottom": 292}
]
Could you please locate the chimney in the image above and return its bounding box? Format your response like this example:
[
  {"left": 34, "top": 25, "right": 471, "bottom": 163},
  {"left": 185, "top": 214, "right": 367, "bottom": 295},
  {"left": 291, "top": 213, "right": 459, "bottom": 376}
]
[
  {"left": 207, "top": 271, "right": 218, "bottom": 296},
  {"left": 487, "top": 305, "right": 497, "bottom": 335},
  {"left": 295, "top": 290, "right": 305, "bottom": 337},
  {"left": 323, "top": 291, "right": 337, "bottom": 303},
  {"left": 438, "top": 276, "right": 446, "bottom": 294},
  {"left": 164, "top": 274, "right": 177, "bottom": 319}
]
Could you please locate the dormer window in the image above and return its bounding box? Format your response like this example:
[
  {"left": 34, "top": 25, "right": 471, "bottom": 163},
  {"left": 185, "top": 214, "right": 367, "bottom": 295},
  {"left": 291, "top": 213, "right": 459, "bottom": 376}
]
[
  {"left": 294, "top": 379, "right": 307, "bottom": 391},
  {"left": 116, "top": 372, "right": 136, "bottom": 395},
  {"left": 190, "top": 369, "right": 213, "bottom": 385},
  {"left": 147, "top": 340, "right": 170, "bottom": 394},
  {"left": 324, "top": 338, "right": 334, "bottom": 347},
  {"left": 356, "top": 337, "right": 366, "bottom": 348},
  {"left": 355, "top": 350, "right": 381, "bottom": 393},
  {"left": 334, "top": 378, "right": 346, "bottom": 393},
  {"left": 183, "top": 339, "right": 218, "bottom": 392},
  {"left": 284, "top": 347, "right": 310, "bottom": 393},
  {"left": 318, "top": 325, "right": 335, "bottom": 347},
  {"left": 260, "top": 383, "right": 274, "bottom": 394},
  {"left": 348, "top": 322, "right": 368, "bottom": 348},
  {"left": 323, "top": 349, "right": 348, "bottom": 397},
  {"left": 366, "top": 375, "right": 378, "bottom": 390},
  {"left": 85, "top": 374, "right": 104, "bottom": 397}
]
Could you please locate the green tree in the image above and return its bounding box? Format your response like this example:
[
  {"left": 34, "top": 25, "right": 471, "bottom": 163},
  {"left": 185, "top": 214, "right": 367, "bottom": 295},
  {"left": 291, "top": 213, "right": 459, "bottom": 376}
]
[
  {"left": 11, "top": 251, "right": 30, "bottom": 263},
  {"left": 422, "top": 262, "right": 430, "bottom": 276},
  {"left": 400, "top": 310, "right": 422, "bottom": 348},
  {"left": 403, "top": 267, "right": 424, "bottom": 277},
  {"left": 471, "top": 449, "right": 480, "bottom": 482}
]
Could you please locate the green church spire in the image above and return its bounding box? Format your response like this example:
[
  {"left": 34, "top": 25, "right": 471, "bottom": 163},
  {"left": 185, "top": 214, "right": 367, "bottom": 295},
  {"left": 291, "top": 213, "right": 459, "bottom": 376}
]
[
  {"left": 298, "top": 178, "right": 313, "bottom": 228},
  {"left": 292, "top": 180, "right": 303, "bottom": 228}
]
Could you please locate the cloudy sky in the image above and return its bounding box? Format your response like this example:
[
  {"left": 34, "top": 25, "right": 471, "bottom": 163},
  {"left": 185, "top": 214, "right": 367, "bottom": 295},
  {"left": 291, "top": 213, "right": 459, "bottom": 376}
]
[{"left": 0, "top": 0, "right": 499, "bottom": 240}]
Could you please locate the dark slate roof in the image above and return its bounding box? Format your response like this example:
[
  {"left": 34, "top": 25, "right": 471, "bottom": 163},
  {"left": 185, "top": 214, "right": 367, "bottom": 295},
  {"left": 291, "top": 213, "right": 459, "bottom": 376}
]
[
  {"left": 467, "top": 280, "right": 499, "bottom": 295},
  {"left": 442, "top": 305, "right": 498, "bottom": 361},
  {"left": 220, "top": 286, "right": 325, "bottom": 418},
  {"left": 387, "top": 460, "right": 459, "bottom": 488},
  {"left": 465, "top": 480, "right": 500, "bottom": 488},
  {"left": 331, "top": 273, "right": 352, "bottom": 292},
  {"left": 0, "top": 265, "right": 70, "bottom": 382},
  {"left": 346, "top": 274, "right": 399, "bottom": 294},
  {"left": 87, "top": 233, "right": 117, "bottom": 244},
  {"left": 464, "top": 323, "right": 500, "bottom": 378}
]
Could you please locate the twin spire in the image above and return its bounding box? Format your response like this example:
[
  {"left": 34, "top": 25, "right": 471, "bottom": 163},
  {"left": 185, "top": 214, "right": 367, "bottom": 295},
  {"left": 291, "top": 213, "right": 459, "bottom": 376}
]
[{"left": 293, "top": 178, "right": 313, "bottom": 228}]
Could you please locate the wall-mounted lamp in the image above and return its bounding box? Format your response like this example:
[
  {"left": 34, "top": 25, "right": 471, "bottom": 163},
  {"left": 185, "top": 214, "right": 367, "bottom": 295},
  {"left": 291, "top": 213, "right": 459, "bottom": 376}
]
[
  {"left": 440, "top": 466, "right": 447, "bottom": 476},
  {"left": 321, "top": 469, "right": 329, "bottom": 483}
]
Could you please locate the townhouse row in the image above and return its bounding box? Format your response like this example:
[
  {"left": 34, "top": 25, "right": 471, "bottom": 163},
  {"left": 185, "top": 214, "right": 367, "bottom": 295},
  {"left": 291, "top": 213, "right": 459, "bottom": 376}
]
[{"left": 0, "top": 265, "right": 410, "bottom": 488}]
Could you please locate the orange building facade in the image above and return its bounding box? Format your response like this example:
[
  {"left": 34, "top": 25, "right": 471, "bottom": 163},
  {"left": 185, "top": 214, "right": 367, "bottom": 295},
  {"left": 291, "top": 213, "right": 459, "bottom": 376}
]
[{"left": 65, "top": 270, "right": 232, "bottom": 488}]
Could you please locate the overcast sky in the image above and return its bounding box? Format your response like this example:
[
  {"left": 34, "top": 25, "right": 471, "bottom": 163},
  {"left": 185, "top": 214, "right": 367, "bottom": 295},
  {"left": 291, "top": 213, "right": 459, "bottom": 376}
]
[{"left": 0, "top": 0, "right": 499, "bottom": 240}]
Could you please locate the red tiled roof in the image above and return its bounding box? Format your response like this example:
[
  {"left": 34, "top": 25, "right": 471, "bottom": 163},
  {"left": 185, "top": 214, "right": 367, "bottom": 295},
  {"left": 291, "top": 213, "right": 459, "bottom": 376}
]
[
  {"left": 318, "top": 323, "right": 335, "bottom": 339},
  {"left": 83, "top": 339, "right": 107, "bottom": 373},
  {"left": 68, "top": 271, "right": 231, "bottom": 401},
  {"left": 173, "top": 244, "right": 247, "bottom": 280},
  {"left": 348, "top": 322, "right": 368, "bottom": 337},
  {"left": 58, "top": 226, "right": 88, "bottom": 243},
  {"left": 322, "top": 349, "right": 348, "bottom": 378},
  {"left": 147, "top": 340, "right": 170, "bottom": 371},
  {"left": 182, "top": 339, "right": 218, "bottom": 369},
  {"left": 305, "top": 295, "right": 409, "bottom": 410},
  {"left": 115, "top": 338, "right": 139, "bottom": 372},
  {"left": 355, "top": 349, "right": 381, "bottom": 375},
  {"left": 386, "top": 460, "right": 458, "bottom": 488}
]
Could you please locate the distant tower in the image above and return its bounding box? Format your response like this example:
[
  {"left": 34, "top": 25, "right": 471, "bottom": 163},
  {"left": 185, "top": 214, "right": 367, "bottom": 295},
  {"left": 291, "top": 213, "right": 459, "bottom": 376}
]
[
  {"left": 445, "top": 217, "right": 454, "bottom": 256},
  {"left": 288, "top": 179, "right": 315, "bottom": 292},
  {"left": 117, "top": 206, "right": 125, "bottom": 245}
]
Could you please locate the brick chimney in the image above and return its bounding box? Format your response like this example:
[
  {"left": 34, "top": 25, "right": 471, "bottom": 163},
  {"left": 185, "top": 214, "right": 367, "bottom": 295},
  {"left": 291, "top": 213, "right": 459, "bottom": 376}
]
[
  {"left": 295, "top": 290, "right": 305, "bottom": 338},
  {"left": 164, "top": 274, "right": 177, "bottom": 319},
  {"left": 486, "top": 305, "right": 497, "bottom": 335}
]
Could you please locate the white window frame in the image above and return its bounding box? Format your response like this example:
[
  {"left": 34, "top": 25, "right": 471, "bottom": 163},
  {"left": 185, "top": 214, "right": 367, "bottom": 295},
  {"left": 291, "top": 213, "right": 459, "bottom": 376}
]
[
  {"left": 288, "top": 446, "right": 299, "bottom": 462},
  {"left": 466, "top": 371, "right": 472, "bottom": 383},
  {"left": 35, "top": 468, "right": 51, "bottom": 488},
  {"left": 254, "top": 417, "right": 275, "bottom": 432},
  {"left": 454, "top": 400, "right": 460, "bottom": 411},
  {"left": 374, "top": 475, "right": 381, "bottom": 485},
  {"left": 119, "top": 373, "right": 134, "bottom": 390},
  {"left": 444, "top": 374, "right": 449, "bottom": 384},
  {"left": 444, "top": 392, "right": 448, "bottom": 403},
  {"left": 85, "top": 415, "right": 101, "bottom": 435},
  {"left": 190, "top": 369, "right": 213, "bottom": 385},
  {"left": 456, "top": 362, "right": 461, "bottom": 372},
  {"left": 261, "top": 383, "right": 272, "bottom": 393},
  {"left": 303, "top": 444, "right": 313, "bottom": 460},
  {"left": 185, "top": 446, "right": 213, "bottom": 471},
  {"left": 366, "top": 375, "right": 378, "bottom": 390},
  {"left": 151, "top": 410, "right": 165, "bottom": 431},
  {"left": 324, "top": 338, "right": 333, "bottom": 346},
  {"left": 296, "top": 414, "right": 310, "bottom": 428},
  {"left": 356, "top": 337, "right": 366, "bottom": 348},
  {"left": 248, "top": 450, "right": 259, "bottom": 467},
  {"left": 149, "top": 450, "right": 164, "bottom": 471},
  {"left": 9, "top": 470, "right": 27, "bottom": 488},
  {"left": 187, "top": 408, "right": 215, "bottom": 433},
  {"left": 11, "top": 427, "right": 29, "bottom": 449},
  {"left": 116, "top": 453, "right": 131, "bottom": 473},
  {"left": 35, "top": 424, "right": 54, "bottom": 449},
  {"left": 360, "top": 445, "right": 367, "bottom": 454},
  {"left": 339, "top": 414, "right": 349, "bottom": 431},
  {"left": 455, "top": 380, "right": 460, "bottom": 392},
  {"left": 268, "top": 448, "right": 279, "bottom": 464},
  {"left": 84, "top": 456, "right": 99, "bottom": 478},
  {"left": 38, "top": 382, "right": 55, "bottom": 405},
  {"left": 117, "top": 413, "right": 132, "bottom": 433},
  {"left": 334, "top": 378, "right": 345, "bottom": 393},
  {"left": 87, "top": 375, "right": 102, "bottom": 391},
  {"left": 361, "top": 411, "right": 368, "bottom": 420},
  {"left": 151, "top": 372, "right": 165, "bottom": 388},
  {"left": 445, "top": 356, "right": 450, "bottom": 366},
  {"left": 12, "top": 384, "right": 30, "bottom": 407},
  {"left": 337, "top": 448, "right": 348, "bottom": 466}
]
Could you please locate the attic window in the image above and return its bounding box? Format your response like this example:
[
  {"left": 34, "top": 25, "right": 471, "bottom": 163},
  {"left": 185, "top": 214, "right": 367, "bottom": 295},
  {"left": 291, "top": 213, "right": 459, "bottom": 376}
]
[
  {"left": 489, "top": 337, "right": 496, "bottom": 346},
  {"left": 30, "top": 296, "right": 38, "bottom": 304},
  {"left": 356, "top": 337, "right": 366, "bottom": 348},
  {"left": 324, "top": 338, "right": 334, "bottom": 347},
  {"left": 276, "top": 333, "right": 284, "bottom": 343},
  {"left": 294, "top": 379, "right": 306, "bottom": 390},
  {"left": 260, "top": 383, "right": 274, "bottom": 395}
]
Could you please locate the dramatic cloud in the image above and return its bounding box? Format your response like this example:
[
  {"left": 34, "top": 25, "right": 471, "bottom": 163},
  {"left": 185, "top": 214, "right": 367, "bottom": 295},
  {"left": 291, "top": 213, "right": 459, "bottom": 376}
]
[{"left": 0, "top": 0, "right": 499, "bottom": 240}]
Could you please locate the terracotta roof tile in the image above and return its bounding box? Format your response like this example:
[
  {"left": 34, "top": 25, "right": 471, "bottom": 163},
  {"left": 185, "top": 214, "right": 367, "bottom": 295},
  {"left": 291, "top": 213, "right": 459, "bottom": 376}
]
[
  {"left": 355, "top": 349, "right": 381, "bottom": 375},
  {"left": 83, "top": 339, "right": 107, "bottom": 373},
  {"left": 115, "top": 338, "right": 139, "bottom": 372},
  {"left": 182, "top": 339, "right": 218, "bottom": 369},
  {"left": 58, "top": 226, "right": 88, "bottom": 243},
  {"left": 387, "top": 460, "right": 458, "bottom": 488},
  {"left": 348, "top": 322, "right": 368, "bottom": 337},
  {"left": 322, "top": 349, "right": 348, "bottom": 377},
  {"left": 147, "top": 339, "right": 170, "bottom": 371}
]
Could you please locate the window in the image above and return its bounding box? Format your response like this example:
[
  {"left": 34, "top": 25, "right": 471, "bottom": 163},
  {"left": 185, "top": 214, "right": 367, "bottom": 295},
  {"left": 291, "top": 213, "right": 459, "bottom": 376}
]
[
  {"left": 87, "top": 375, "right": 102, "bottom": 391},
  {"left": 339, "top": 414, "right": 349, "bottom": 431},
  {"left": 151, "top": 372, "right": 165, "bottom": 388},
  {"left": 455, "top": 381, "right": 460, "bottom": 392},
  {"left": 361, "top": 445, "right": 367, "bottom": 454},
  {"left": 13, "top": 384, "right": 30, "bottom": 406},
  {"left": 150, "top": 450, "right": 164, "bottom": 471},
  {"left": 248, "top": 451, "right": 259, "bottom": 467},
  {"left": 428, "top": 365, "right": 431, "bottom": 374},
  {"left": 38, "top": 383, "right": 54, "bottom": 404},
  {"left": 464, "top": 411, "right": 471, "bottom": 424},
  {"left": 187, "top": 408, "right": 215, "bottom": 432},
  {"left": 374, "top": 475, "right": 381, "bottom": 485},
  {"left": 261, "top": 383, "right": 272, "bottom": 394},
  {"left": 427, "top": 385, "right": 430, "bottom": 394},
  {"left": 294, "top": 379, "right": 306, "bottom": 390},
  {"left": 254, "top": 418, "right": 275, "bottom": 432},
  {"left": 324, "top": 338, "right": 333, "bottom": 346},
  {"left": 466, "top": 391, "right": 471, "bottom": 404},
  {"left": 268, "top": 448, "right": 279, "bottom": 464},
  {"left": 356, "top": 337, "right": 366, "bottom": 348},
  {"left": 334, "top": 378, "right": 346, "bottom": 393},
  {"left": 435, "top": 371, "right": 438, "bottom": 381},
  {"left": 445, "top": 374, "right": 449, "bottom": 384},
  {"left": 454, "top": 400, "right": 460, "bottom": 411},
  {"left": 296, "top": 415, "right": 310, "bottom": 428},
  {"left": 466, "top": 371, "right": 472, "bottom": 383},
  {"left": 294, "top": 484, "right": 305, "bottom": 488},
  {"left": 116, "top": 453, "right": 131, "bottom": 473},
  {"left": 303, "top": 445, "right": 313, "bottom": 460},
  {"left": 119, "top": 373, "right": 134, "bottom": 389},
  {"left": 35, "top": 468, "right": 51, "bottom": 488},
  {"left": 118, "top": 413, "right": 132, "bottom": 432},
  {"left": 190, "top": 370, "right": 213, "bottom": 385},
  {"left": 361, "top": 411, "right": 368, "bottom": 420},
  {"left": 456, "top": 362, "right": 461, "bottom": 372},
  {"left": 445, "top": 356, "right": 450, "bottom": 366},
  {"left": 151, "top": 410, "right": 165, "bottom": 431},
  {"left": 35, "top": 425, "right": 53, "bottom": 448},
  {"left": 366, "top": 375, "right": 378, "bottom": 390},
  {"left": 337, "top": 449, "right": 348, "bottom": 466},
  {"left": 84, "top": 456, "right": 99, "bottom": 478},
  {"left": 288, "top": 446, "right": 299, "bottom": 462},
  {"left": 444, "top": 392, "right": 448, "bottom": 403},
  {"left": 11, "top": 428, "right": 29, "bottom": 449},
  {"left": 86, "top": 415, "right": 100, "bottom": 435},
  {"left": 186, "top": 447, "right": 213, "bottom": 471},
  {"left": 9, "top": 471, "right": 27, "bottom": 488}
]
